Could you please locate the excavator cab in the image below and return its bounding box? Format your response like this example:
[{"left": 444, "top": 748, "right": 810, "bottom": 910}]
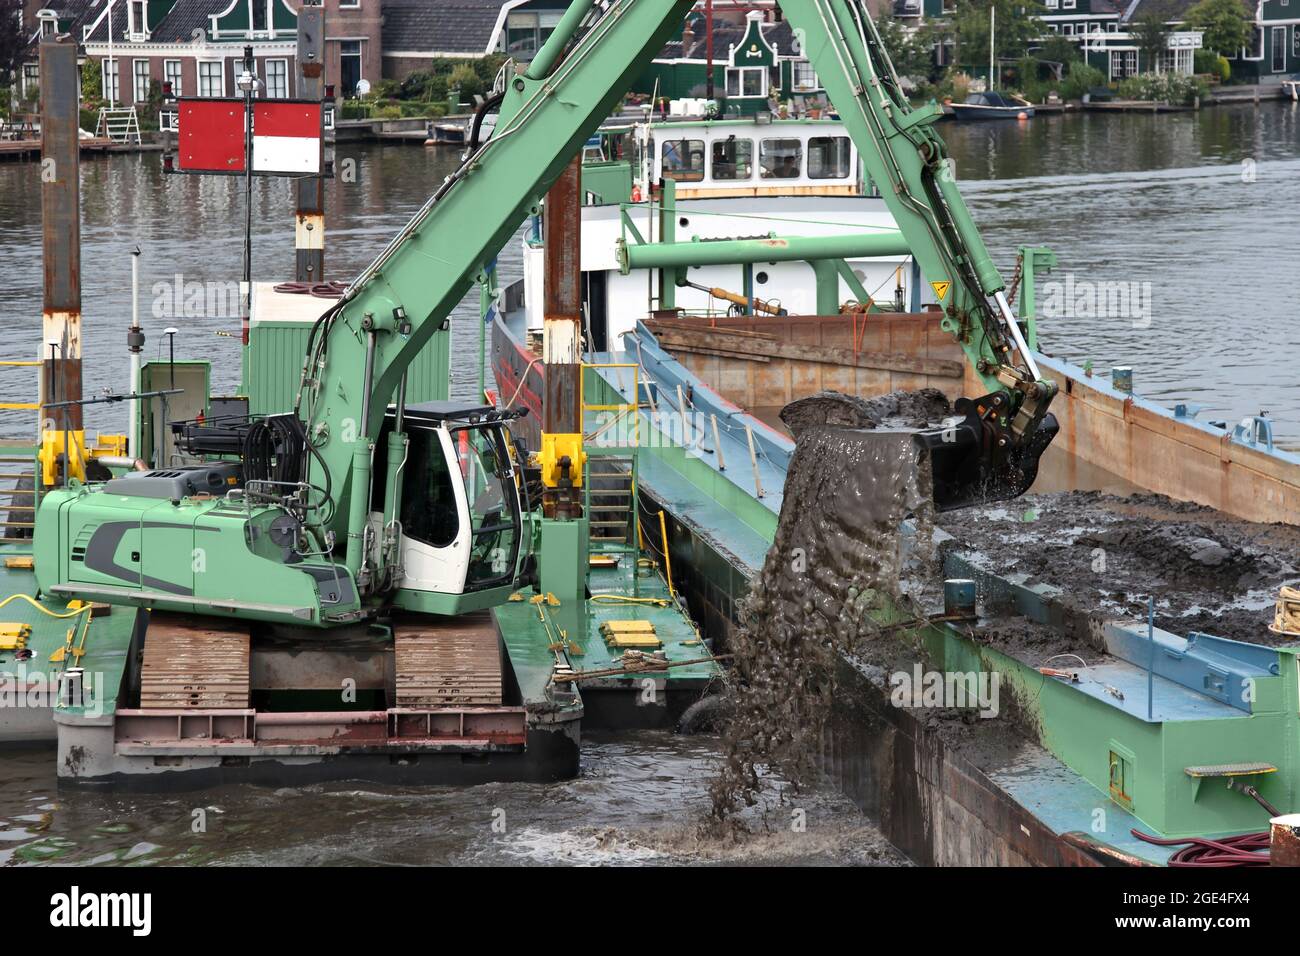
[{"left": 371, "top": 402, "right": 530, "bottom": 614}]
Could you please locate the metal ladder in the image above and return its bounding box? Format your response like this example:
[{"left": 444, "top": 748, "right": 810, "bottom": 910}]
[
  {"left": 585, "top": 451, "right": 638, "bottom": 550},
  {"left": 95, "top": 107, "right": 141, "bottom": 145},
  {"left": 0, "top": 360, "right": 42, "bottom": 546}
]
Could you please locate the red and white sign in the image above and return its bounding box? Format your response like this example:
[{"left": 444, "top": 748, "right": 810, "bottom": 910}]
[
  {"left": 252, "top": 101, "right": 323, "bottom": 175},
  {"left": 174, "top": 98, "right": 323, "bottom": 176}
]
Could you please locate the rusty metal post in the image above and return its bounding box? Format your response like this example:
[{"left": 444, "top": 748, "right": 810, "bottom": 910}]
[
  {"left": 39, "top": 37, "right": 83, "bottom": 460},
  {"left": 295, "top": 0, "right": 326, "bottom": 282},
  {"left": 542, "top": 155, "right": 583, "bottom": 518}
]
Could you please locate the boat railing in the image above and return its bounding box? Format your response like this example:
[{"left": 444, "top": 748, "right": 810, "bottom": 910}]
[{"left": 580, "top": 362, "right": 641, "bottom": 450}]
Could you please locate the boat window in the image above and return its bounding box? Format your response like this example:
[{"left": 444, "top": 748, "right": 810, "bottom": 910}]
[
  {"left": 661, "top": 139, "right": 705, "bottom": 183},
  {"left": 759, "top": 138, "right": 803, "bottom": 179},
  {"left": 807, "top": 137, "right": 851, "bottom": 179},
  {"left": 711, "top": 137, "right": 753, "bottom": 180}
]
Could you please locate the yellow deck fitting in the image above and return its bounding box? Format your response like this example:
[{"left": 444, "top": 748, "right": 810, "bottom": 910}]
[
  {"left": 529, "top": 592, "right": 561, "bottom": 607},
  {"left": 0, "top": 622, "right": 32, "bottom": 651},
  {"left": 3, "top": 556, "right": 33, "bottom": 570},
  {"left": 599, "top": 619, "right": 661, "bottom": 649}
]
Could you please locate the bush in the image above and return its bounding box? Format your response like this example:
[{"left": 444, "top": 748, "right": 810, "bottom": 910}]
[
  {"left": 373, "top": 103, "right": 402, "bottom": 120},
  {"left": 448, "top": 64, "right": 482, "bottom": 100},
  {"left": 1194, "top": 49, "right": 1230, "bottom": 82},
  {"left": 1058, "top": 61, "right": 1107, "bottom": 101},
  {"left": 1117, "top": 71, "right": 1208, "bottom": 105},
  {"left": 81, "top": 59, "right": 100, "bottom": 102}
]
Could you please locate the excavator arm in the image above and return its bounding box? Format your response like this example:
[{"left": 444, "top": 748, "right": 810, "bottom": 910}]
[
  {"left": 778, "top": 0, "right": 1058, "bottom": 509},
  {"left": 307, "top": 0, "right": 1057, "bottom": 583},
  {"left": 296, "top": 0, "right": 697, "bottom": 589}
]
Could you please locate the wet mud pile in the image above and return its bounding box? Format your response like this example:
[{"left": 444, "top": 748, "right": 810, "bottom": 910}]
[
  {"left": 938, "top": 491, "right": 1300, "bottom": 646},
  {"left": 710, "top": 425, "right": 933, "bottom": 819},
  {"left": 780, "top": 389, "right": 951, "bottom": 440}
]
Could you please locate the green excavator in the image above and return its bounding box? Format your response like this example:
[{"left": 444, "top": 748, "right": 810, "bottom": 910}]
[{"left": 34, "top": 0, "right": 1057, "bottom": 629}]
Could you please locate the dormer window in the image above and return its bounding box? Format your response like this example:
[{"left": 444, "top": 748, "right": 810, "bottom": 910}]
[
  {"left": 128, "top": 0, "right": 149, "bottom": 40},
  {"left": 38, "top": 12, "right": 56, "bottom": 38}
]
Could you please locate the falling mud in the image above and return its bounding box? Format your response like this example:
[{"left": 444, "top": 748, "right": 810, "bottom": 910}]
[
  {"left": 937, "top": 491, "right": 1300, "bottom": 646},
  {"left": 709, "top": 425, "right": 934, "bottom": 820},
  {"left": 780, "top": 388, "right": 952, "bottom": 440}
]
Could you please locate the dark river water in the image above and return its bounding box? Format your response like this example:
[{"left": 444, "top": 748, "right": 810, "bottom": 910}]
[{"left": 0, "top": 102, "right": 1296, "bottom": 866}]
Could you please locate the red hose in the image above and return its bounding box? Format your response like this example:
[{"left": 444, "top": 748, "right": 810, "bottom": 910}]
[{"left": 1130, "top": 827, "right": 1271, "bottom": 867}]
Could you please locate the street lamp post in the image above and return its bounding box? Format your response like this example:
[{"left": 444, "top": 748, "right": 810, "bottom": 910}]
[{"left": 235, "top": 46, "right": 261, "bottom": 381}]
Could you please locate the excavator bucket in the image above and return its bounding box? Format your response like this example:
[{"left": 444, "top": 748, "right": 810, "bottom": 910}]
[{"left": 913, "top": 398, "right": 1059, "bottom": 513}]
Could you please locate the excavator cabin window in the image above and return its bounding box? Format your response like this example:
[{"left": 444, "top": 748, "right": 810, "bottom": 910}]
[
  {"left": 394, "top": 426, "right": 460, "bottom": 550},
  {"left": 453, "top": 425, "right": 520, "bottom": 590}
]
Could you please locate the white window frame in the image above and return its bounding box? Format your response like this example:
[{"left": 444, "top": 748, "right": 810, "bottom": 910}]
[
  {"left": 198, "top": 60, "right": 225, "bottom": 97},
  {"left": 1109, "top": 48, "right": 1138, "bottom": 79},
  {"left": 164, "top": 58, "right": 183, "bottom": 97},
  {"left": 101, "top": 57, "right": 120, "bottom": 103},
  {"left": 790, "top": 59, "right": 820, "bottom": 92},
  {"left": 127, "top": 0, "right": 149, "bottom": 40},
  {"left": 339, "top": 0, "right": 360, "bottom": 7},
  {"left": 264, "top": 58, "right": 289, "bottom": 98},
  {"left": 1242, "top": 28, "right": 1265, "bottom": 61},
  {"left": 132, "top": 58, "right": 151, "bottom": 103},
  {"left": 1272, "top": 25, "right": 1287, "bottom": 72},
  {"left": 725, "top": 65, "right": 768, "bottom": 98},
  {"left": 1062, "top": 0, "right": 1076, "bottom": 8},
  {"left": 21, "top": 62, "right": 39, "bottom": 98}
]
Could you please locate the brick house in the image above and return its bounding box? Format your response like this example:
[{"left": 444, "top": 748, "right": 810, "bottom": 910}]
[{"left": 20, "top": 0, "right": 384, "bottom": 116}]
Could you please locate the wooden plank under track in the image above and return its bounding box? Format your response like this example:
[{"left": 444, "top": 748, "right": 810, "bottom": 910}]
[
  {"left": 395, "top": 611, "right": 503, "bottom": 707},
  {"left": 140, "top": 615, "right": 251, "bottom": 709}
]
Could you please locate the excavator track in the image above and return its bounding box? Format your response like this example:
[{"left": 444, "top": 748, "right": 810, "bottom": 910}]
[
  {"left": 139, "top": 613, "right": 251, "bottom": 709},
  {"left": 394, "top": 611, "right": 503, "bottom": 707}
]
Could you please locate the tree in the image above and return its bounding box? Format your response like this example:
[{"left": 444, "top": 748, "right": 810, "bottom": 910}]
[
  {"left": 875, "top": 11, "right": 935, "bottom": 80},
  {"left": 0, "top": 0, "right": 27, "bottom": 85},
  {"left": 1130, "top": 14, "right": 1169, "bottom": 71},
  {"left": 1034, "top": 34, "right": 1081, "bottom": 80},
  {"left": 950, "top": 0, "right": 1047, "bottom": 79},
  {"left": 1185, "top": 0, "right": 1252, "bottom": 57}
]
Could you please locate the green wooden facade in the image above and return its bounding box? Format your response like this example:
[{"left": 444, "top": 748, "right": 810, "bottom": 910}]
[{"left": 633, "top": 11, "right": 827, "bottom": 116}]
